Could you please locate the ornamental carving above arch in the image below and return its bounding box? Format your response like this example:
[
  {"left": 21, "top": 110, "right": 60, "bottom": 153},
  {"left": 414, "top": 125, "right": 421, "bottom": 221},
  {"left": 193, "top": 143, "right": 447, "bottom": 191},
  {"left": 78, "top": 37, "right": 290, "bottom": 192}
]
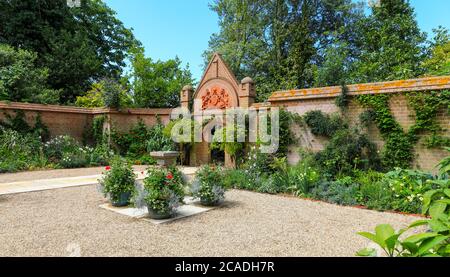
[{"left": 201, "top": 86, "right": 231, "bottom": 110}]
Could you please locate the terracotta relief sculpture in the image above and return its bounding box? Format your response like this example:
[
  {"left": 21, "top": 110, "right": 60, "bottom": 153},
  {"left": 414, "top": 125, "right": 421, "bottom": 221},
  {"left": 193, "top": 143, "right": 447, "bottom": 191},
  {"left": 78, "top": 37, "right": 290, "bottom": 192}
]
[{"left": 201, "top": 86, "right": 231, "bottom": 110}]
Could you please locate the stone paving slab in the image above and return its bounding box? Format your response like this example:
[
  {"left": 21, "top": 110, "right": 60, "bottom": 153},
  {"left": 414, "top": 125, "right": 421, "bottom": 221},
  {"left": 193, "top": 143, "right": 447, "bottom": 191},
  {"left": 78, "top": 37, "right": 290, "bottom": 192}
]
[
  {"left": 99, "top": 197, "right": 215, "bottom": 225},
  {"left": 0, "top": 167, "right": 198, "bottom": 196}
]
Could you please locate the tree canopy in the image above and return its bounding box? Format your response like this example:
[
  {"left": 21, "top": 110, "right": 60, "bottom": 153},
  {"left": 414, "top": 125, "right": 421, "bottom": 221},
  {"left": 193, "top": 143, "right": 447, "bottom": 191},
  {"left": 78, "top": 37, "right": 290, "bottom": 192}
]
[
  {"left": 130, "top": 47, "right": 194, "bottom": 108},
  {"left": 204, "top": 0, "right": 443, "bottom": 101},
  {"left": 0, "top": 0, "right": 138, "bottom": 104}
]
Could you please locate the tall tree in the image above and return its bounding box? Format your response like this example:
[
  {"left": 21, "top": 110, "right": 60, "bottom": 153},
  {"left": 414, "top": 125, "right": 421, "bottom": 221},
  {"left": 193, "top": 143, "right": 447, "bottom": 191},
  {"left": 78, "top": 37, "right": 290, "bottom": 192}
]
[
  {"left": 351, "top": 0, "right": 427, "bottom": 83},
  {"left": 130, "top": 48, "right": 194, "bottom": 108},
  {"left": 0, "top": 44, "right": 59, "bottom": 104},
  {"left": 0, "top": 0, "right": 138, "bottom": 104},
  {"left": 204, "top": 0, "right": 364, "bottom": 101}
]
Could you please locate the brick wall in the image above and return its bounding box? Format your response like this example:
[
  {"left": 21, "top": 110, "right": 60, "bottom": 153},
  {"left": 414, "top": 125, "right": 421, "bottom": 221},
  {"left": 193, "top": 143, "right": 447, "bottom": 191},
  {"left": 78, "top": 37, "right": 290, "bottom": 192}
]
[
  {"left": 0, "top": 102, "right": 172, "bottom": 142},
  {"left": 265, "top": 76, "right": 450, "bottom": 173}
]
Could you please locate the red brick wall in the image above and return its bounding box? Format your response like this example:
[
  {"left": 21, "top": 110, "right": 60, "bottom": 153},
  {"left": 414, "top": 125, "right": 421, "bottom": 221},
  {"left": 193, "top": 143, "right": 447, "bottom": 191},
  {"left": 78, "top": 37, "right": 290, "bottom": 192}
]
[{"left": 0, "top": 102, "right": 172, "bottom": 142}]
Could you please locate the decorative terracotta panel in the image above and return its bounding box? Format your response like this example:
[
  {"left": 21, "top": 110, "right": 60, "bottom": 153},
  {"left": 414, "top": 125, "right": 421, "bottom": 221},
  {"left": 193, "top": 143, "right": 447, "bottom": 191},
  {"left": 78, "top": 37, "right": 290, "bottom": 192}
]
[{"left": 201, "top": 86, "right": 231, "bottom": 110}]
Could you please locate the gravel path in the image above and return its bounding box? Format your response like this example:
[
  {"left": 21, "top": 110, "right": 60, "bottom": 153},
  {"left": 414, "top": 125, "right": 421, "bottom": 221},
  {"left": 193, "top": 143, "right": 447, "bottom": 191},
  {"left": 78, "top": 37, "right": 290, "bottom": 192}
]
[
  {"left": 0, "top": 186, "right": 421, "bottom": 257},
  {"left": 0, "top": 166, "right": 149, "bottom": 183}
]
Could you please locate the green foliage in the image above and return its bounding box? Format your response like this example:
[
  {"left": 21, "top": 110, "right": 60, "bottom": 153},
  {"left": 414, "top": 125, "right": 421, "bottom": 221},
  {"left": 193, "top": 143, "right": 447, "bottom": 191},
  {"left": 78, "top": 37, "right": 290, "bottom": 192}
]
[
  {"left": 75, "top": 79, "right": 132, "bottom": 109},
  {"left": 407, "top": 90, "right": 450, "bottom": 148},
  {"left": 384, "top": 168, "right": 434, "bottom": 213},
  {"left": 92, "top": 116, "right": 106, "bottom": 145},
  {"left": 309, "top": 177, "right": 360, "bottom": 206},
  {"left": 271, "top": 157, "right": 320, "bottom": 197},
  {"left": 422, "top": 179, "right": 450, "bottom": 217},
  {"left": 192, "top": 165, "right": 227, "bottom": 205},
  {"left": 0, "top": 44, "right": 59, "bottom": 104},
  {"left": 277, "top": 109, "right": 297, "bottom": 157},
  {"left": 0, "top": 129, "right": 47, "bottom": 173},
  {"left": 351, "top": 0, "right": 427, "bottom": 83},
  {"left": 140, "top": 166, "right": 185, "bottom": 215},
  {"left": 437, "top": 148, "right": 450, "bottom": 176},
  {"left": 357, "top": 91, "right": 450, "bottom": 169},
  {"left": 335, "top": 84, "right": 350, "bottom": 111},
  {"left": 0, "top": 110, "right": 50, "bottom": 141},
  {"left": 130, "top": 47, "right": 194, "bottom": 108},
  {"left": 304, "top": 111, "right": 347, "bottom": 138},
  {"left": 356, "top": 170, "right": 393, "bottom": 211},
  {"left": 98, "top": 157, "right": 136, "bottom": 203},
  {"left": 423, "top": 38, "right": 450, "bottom": 76},
  {"left": 0, "top": 0, "right": 139, "bottom": 104},
  {"left": 111, "top": 119, "right": 175, "bottom": 161},
  {"left": 205, "top": 0, "right": 364, "bottom": 101},
  {"left": 357, "top": 94, "right": 414, "bottom": 169},
  {"left": 315, "top": 128, "right": 381, "bottom": 177},
  {"left": 357, "top": 187, "right": 450, "bottom": 257},
  {"left": 44, "top": 135, "right": 113, "bottom": 168},
  {"left": 211, "top": 124, "right": 246, "bottom": 164}
]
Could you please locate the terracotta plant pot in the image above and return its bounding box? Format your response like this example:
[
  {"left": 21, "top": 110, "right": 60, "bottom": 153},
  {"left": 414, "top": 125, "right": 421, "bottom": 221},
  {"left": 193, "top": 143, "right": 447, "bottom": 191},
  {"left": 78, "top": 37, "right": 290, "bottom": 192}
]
[{"left": 111, "top": 192, "right": 131, "bottom": 207}]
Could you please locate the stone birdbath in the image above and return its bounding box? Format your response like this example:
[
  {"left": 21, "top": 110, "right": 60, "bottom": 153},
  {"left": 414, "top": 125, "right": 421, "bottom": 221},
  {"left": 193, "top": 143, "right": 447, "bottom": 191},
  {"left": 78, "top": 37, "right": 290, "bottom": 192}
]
[{"left": 150, "top": 151, "right": 180, "bottom": 167}]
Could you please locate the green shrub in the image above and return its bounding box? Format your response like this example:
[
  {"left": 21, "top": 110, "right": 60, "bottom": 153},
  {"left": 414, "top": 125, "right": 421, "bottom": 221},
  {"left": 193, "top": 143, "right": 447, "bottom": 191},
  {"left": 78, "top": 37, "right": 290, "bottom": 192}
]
[
  {"left": 112, "top": 120, "right": 174, "bottom": 160},
  {"left": 357, "top": 189, "right": 450, "bottom": 257},
  {"left": 437, "top": 147, "right": 450, "bottom": 177},
  {"left": 192, "top": 165, "right": 227, "bottom": 205},
  {"left": 315, "top": 128, "right": 381, "bottom": 177},
  {"left": 44, "top": 135, "right": 80, "bottom": 162},
  {"left": 98, "top": 157, "right": 136, "bottom": 204},
  {"left": 309, "top": 177, "right": 360, "bottom": 206},
  {"left": 356, "top": 170, "right": 393, "bottom": 211},
  {"left": 383, "top": 168, "right": 435, "bottom": 214},
  {"left": 223, "top": 169, "right": 251, "bottom": 190},
  {"left": 269, "top": 157, "right": 320, "bottom": 196},
  {"left": 304, "top": 110, "right": 346, "bottom": 137},
  {"left": 0, "top": 128, "right": 47, "bottom": 172}
]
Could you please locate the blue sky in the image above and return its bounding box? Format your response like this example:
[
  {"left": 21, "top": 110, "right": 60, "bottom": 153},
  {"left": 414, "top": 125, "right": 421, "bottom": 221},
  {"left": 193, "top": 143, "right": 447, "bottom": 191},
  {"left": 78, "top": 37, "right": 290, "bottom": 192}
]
[{"left": 105, "top": 0, "right": 450, "bottom": 82}]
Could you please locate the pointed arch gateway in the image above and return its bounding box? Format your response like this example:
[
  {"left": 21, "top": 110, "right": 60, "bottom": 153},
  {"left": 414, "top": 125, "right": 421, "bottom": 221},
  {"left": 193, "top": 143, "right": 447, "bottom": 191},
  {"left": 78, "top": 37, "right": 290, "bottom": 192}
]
[{"left": 180, "top": 53, "right": 256, "bottom": 167}]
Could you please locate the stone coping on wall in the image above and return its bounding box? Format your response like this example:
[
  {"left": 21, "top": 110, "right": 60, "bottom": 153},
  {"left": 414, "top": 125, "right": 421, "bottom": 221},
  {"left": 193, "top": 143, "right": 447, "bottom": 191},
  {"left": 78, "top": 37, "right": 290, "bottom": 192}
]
[
  {"left": 268, "top": 76, "right": 450, "bottom": 102},
  {"left": 0, "top": 101, "right": 173, "bottom": 115}
]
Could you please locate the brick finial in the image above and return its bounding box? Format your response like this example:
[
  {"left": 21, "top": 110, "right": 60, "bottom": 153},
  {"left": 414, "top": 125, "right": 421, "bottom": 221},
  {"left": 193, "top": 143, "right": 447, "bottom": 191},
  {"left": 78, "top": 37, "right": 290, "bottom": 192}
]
[
  {"left": 181, "top": 85, "right": 193, "bottom": 109},
  {"left": 239, "top": 77, "right": 255, "bottom": 108}
]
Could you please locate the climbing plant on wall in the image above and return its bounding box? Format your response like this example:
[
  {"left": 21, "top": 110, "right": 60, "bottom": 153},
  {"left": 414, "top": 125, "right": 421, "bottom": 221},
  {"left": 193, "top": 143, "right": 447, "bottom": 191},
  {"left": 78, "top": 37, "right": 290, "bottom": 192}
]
[
  {"left": 407, "top": 90, "right": 450, "bottom": 148},
  {"left": 356, "top": 90, "right": 450, "bottom": 170}
]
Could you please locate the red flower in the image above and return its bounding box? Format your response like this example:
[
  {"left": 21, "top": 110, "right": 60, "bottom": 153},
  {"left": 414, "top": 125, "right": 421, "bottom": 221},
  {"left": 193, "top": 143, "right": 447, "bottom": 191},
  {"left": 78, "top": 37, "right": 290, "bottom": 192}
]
[
  {"left": 166, "top": 173, "right": 173, "bottom": 180},
  {"left": 105, "top": 166, "right": 111, "bottom": 171}
]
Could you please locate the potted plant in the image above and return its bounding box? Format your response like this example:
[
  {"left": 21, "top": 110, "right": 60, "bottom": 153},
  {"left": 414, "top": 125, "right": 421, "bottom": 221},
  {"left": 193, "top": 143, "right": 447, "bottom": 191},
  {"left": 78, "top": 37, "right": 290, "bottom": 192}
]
[
  {"left": 135, "top": 166, "right": 185, "bottom": 219},
  {"left": 191, "top": 165, "right": 227, "bottom": 206},
  {"left": 98, "top": 157, "right": 137, "bottom": 207}
]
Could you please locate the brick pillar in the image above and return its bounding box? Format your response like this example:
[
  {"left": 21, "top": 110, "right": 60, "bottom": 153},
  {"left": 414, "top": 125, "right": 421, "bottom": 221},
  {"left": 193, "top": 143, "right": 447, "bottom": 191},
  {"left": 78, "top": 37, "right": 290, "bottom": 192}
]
[
  {"left": 239, "top": 77, "right": 255, "bottom": 108},
  {"left": 181, "top": 85, "right": 193, "bottom": 109}
]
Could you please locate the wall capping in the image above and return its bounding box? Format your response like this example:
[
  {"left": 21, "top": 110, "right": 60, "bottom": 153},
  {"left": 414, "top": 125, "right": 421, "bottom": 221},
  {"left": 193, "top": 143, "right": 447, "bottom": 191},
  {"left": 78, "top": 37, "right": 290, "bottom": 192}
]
[
  {"left": 268, "top": 76, "right": 450, "bottom": 102},
  {"left": 0, "top": 102, "right": 173, "bottom": 115}
]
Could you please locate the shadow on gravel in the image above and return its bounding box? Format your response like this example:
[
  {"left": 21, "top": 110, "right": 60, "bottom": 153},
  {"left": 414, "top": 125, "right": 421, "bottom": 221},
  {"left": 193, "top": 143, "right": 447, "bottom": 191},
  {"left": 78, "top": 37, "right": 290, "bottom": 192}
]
[{"left": 220, "top": 200, "right": 242, "bottom": 210}]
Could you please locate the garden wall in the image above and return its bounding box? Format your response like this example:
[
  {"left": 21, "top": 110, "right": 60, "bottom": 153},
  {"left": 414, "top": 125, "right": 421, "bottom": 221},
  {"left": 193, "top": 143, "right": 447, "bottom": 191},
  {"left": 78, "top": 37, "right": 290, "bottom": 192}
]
[
  {"left": 0, "top": 102, "right": 172, "bottom": 142},
  {"left": 266, "top": 76, "right": 450, "bottom": 172}
]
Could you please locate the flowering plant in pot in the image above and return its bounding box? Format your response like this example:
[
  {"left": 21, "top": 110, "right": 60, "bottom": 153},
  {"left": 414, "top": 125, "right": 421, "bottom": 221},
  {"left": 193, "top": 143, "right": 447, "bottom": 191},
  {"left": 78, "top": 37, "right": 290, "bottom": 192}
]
[
  {"left": 191, "top": 165, "right": 227, "bottom": 206},
  {"left": 135, "top": 166, "right": 185, "bottom": 219},
  {"left": 98, "top": 157, "right": 137, "bottom": 207}
]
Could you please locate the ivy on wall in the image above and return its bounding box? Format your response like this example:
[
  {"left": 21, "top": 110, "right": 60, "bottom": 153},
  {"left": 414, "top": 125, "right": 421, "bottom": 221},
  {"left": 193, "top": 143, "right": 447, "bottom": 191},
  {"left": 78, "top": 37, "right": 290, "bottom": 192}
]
[{"left": 356, "top": 90, "right": 450, "bottom": 170}]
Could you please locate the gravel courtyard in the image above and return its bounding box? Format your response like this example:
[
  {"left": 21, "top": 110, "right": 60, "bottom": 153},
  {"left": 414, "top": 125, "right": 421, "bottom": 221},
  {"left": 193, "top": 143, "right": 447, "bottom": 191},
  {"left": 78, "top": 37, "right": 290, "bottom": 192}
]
[{"left": 0, "top": 184, "right": 421, "bottom": 257}]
